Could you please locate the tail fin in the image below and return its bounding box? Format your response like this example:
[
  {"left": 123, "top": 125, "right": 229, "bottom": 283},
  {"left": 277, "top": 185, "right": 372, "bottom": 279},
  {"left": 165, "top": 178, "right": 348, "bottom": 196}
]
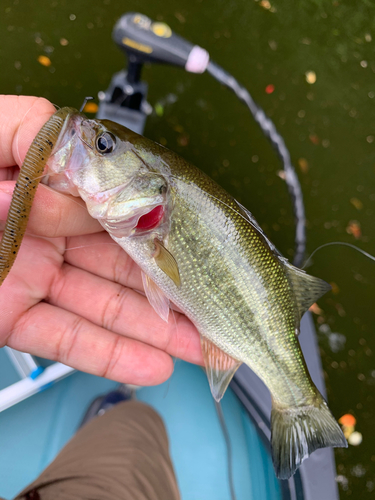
[{"left": 271, "top": 394, "right": 347, "bottom": 479}]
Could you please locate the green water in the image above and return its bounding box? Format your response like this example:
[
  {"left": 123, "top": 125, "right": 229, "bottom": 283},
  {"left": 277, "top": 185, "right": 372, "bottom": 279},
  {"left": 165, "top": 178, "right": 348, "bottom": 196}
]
[{"left": 1, "top": 1, "right": 375, "bottom": 497}]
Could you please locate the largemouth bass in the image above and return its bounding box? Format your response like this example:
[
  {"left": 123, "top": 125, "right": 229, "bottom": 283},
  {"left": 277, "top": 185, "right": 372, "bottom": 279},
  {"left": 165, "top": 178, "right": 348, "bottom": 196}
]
[{"left": 0, "top": 108, "right": 347, "bottom": 479}]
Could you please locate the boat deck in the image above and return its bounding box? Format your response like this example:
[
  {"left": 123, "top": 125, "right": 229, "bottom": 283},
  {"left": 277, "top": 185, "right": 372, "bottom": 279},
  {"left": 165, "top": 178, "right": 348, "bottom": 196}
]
[{"left": 0, "top": 352, "right": 280, "bottom": 500}]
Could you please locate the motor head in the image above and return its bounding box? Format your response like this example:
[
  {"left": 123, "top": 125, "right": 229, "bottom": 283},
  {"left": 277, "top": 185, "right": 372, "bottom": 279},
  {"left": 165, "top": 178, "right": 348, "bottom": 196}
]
[{"left": 112, "top": 12, "right": 209, "bottom": 73}]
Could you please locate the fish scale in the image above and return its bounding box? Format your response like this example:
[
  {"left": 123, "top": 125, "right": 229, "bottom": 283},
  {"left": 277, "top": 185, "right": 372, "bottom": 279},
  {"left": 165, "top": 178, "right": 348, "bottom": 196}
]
[
  {"left": 120, "top": 175, "right": 312, "bottom": 408},
  {"left": 36, "top": 108, "right": 347, "bottom": 479}
]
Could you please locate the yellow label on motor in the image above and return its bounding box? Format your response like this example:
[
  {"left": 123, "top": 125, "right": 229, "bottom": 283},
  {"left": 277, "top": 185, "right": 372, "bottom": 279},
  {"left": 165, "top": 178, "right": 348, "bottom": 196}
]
[
  {"left": 122, "top": 37, "right": 153, "bottom": 54},
  {"left": 151, "top": 22, "right": 172, "bottom": 38}
]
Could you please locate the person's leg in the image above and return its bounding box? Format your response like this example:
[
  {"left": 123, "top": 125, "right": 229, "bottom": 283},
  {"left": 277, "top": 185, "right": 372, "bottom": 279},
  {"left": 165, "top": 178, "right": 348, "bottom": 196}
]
[{"left": 15, "top": 401, "right": 180, "bottom": 500}]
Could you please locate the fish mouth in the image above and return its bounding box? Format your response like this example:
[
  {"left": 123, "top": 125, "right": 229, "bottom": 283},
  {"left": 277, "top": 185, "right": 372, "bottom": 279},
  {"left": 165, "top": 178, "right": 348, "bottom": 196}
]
[
  {"left": 135, "top": 205, "right": 165, "bottom": 231},
  {"left": 98, "top": 202, "right": 166, "bottom": 238}
]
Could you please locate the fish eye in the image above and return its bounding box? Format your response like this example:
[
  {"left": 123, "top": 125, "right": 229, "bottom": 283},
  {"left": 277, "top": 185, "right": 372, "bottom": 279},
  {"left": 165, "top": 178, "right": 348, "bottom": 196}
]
[{"left": 96, "top": 132, "right": 116, "bottom": 154}]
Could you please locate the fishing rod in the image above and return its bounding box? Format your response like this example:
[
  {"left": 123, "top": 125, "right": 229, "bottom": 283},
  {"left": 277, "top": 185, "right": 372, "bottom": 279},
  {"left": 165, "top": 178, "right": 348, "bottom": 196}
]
[{"left": 97, "top": 12, "right": 306, "bottom": 268}]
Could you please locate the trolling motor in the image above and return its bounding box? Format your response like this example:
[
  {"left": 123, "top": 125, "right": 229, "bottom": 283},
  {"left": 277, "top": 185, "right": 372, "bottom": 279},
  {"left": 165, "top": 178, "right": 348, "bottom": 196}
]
[
  {"left": 97, "top": 12, "right": 306, "bottom": 268},
  {"left": 97, "top": 13, "right": 209, "bottom": 134}
]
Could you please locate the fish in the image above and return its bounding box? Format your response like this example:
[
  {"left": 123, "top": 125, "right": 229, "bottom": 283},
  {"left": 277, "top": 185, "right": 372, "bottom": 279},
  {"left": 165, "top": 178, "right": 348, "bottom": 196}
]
[{"left": 0, "top": 107, "right": 347, "bottom": 479}]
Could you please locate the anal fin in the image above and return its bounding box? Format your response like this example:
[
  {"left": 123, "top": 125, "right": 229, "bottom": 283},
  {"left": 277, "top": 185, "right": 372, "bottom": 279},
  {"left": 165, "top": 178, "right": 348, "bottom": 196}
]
[
  {"left": 201, "top": 336, "right": 241, "bottom": 402},
  {"left": 141, "top": 271, "right": 170, "bottom": 322}
]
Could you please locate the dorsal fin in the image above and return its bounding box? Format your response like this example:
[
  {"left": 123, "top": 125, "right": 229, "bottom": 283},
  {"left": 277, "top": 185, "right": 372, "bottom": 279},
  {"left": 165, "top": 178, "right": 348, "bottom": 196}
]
[
  {"left": 284, "top": 262, "right": 331, "bottom": 319},
  {"left": 235, "top": 200, "right": 282, "bottom": 257},
  {"left": 200, "top": 336, "right": 241, "bottom": 402}
]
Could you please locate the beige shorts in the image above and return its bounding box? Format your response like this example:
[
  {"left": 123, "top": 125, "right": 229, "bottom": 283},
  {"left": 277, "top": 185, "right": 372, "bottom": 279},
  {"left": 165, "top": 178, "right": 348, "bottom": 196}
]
[{"left": 8, "top": 401, "right": 180, "bottom": 500}]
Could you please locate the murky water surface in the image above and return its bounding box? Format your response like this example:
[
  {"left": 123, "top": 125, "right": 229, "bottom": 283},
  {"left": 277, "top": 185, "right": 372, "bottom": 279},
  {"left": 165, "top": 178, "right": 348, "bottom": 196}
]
[{"left": 1, "top": 1, "right": 375, "bottom": 497}]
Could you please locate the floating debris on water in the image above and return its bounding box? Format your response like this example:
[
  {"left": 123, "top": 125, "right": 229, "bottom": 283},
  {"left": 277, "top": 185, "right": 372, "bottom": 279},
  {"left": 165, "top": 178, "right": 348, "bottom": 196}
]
[
  {"left": 83, "top": 102, "right": 98, "bottom": 113},
  {"left": 265, "top": 84, "right": 275, "bottom": 94},
  {"left": 268, "top": 39, "right": 277, "bottom": 50},
  {"left": 174, "top": 12, "right": 186, "bottom": 24},
  {"left": 346, "top": 220, "right": 362, "bottom": 239},
  {"left": 37, "top": 55, "right": 51, "bottom": 67},
  {"left": 339, "top": 414, "right": 356, "bottom": 427},
  {"left": 339, "top": 414, "right": 362, "bottom": 445},
  {"left": 328, "top": 332, "right": 347, "bottom": 352},
  {"left": 350, "top": 197, "right": 363, "bottom": 210},
  {"left": 336, "top": 474, "right": 349, "bottom": 491},
  {"left": 305, "top": 71, "right": 317, "bottom": 84},
  {"left": 351, "top": 464, "right": 366, "bottom": 476},
  {"left": 319, "top": 323, "right": 346, "bottom": 352},
  {"left": 309, "top": 133, "right": 320, "bottom": 145},
  {"left": 298, "top": 157, "right": 309, "bottom": 173},
  {"left": 309, "top": 302, "right": 323, "bottom": 315},
  {"left": 60, "top": 38, "right": 69, "bottom": 46},
  {"left": 177, "top": 134, "right": 190, "bottom": 147},
  {"left": 259, "top": 0, "right": 276, "bottom": 12},
  {"left": 154, "top": 103, "right": 164, "bottom": 117}
]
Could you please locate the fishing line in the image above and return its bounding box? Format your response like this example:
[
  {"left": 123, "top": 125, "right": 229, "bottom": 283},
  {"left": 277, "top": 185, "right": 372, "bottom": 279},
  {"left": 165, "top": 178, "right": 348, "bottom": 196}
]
[
  {"left": 64, "top": 242, "right": 119, "bottom": 252},
  {"left": 302, "top": 241, "right": 375, "bottom": 270},
  {"left": 169, "top": 306, "right": 181, "bottom": 370},
  {"left": 215, "top": 400, "right": 237, "bottom": 500}
]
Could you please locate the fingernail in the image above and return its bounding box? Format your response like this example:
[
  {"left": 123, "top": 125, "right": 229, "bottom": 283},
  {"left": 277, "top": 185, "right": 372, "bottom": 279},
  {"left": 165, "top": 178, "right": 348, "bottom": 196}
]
[{"left": 0, "top": 191, "right": 12, "bottom": 220}]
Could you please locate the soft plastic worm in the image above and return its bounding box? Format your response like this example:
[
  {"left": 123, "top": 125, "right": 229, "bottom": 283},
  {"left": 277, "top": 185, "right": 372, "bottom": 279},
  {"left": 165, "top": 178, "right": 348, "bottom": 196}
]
[{"left": 0, "top": 107, "right": 76, "bottom": 286}]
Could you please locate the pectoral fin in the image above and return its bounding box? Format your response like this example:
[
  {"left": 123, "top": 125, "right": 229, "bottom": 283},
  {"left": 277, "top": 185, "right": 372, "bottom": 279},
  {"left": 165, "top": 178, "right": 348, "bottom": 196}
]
[
  {"left": 141, "top": 271, "right": 170, "bottom": 322},
  {"left": 154, "top": 240, "right": 181, "bottom": 287},
  {"left": 200, "top": 336, "right": 241, "bottom": 402}
]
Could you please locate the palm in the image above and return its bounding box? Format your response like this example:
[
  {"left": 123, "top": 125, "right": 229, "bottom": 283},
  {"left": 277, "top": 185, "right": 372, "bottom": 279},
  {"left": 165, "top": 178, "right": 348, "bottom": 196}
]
[{"left": 1, "top": 228, "right": 201, "bottom": 385}]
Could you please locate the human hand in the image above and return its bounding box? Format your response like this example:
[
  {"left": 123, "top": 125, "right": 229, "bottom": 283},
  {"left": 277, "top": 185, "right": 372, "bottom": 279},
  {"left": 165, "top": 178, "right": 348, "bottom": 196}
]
[{"left": 0, "top": 95, "right": 202, "bottom": 385}]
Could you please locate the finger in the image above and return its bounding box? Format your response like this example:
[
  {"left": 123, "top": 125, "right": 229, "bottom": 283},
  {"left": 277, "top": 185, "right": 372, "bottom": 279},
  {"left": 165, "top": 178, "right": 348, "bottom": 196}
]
[
  {"left": 8, "top": 301, "right": 174, "bottom": 386},
  {"left": 0, "top": 165, "right": 18, "bottom": 182},
  {"left": 49, "top": 262, "right": 203, "bottom": 365},
  {"left": 65, "top": 232, "right": 143, "bottom": 290},
  {"left": 0, "top": 95, "right": 56, "bottom": 168},
  {"left": 64, "top": 232, "right": 185, "bottom": 314},
  {"left": 0, "top": 181, "right": 101, "bottom": 236}
]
